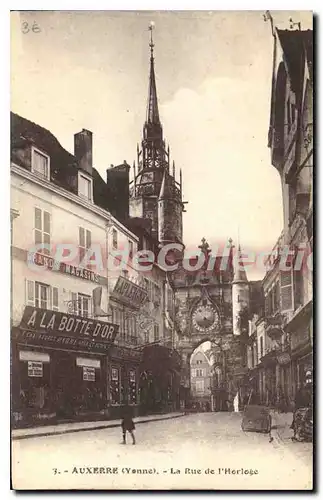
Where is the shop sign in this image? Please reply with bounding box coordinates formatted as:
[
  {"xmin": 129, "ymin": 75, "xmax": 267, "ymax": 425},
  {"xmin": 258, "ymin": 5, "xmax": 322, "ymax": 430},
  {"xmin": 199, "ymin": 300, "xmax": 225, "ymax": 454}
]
[
  {"xmin": 28, "ymin": 361, "xmax": 43, "ymax": 377},
  {"xmin": 83, "ymin": 366, "xmax": 95, "ymax": 382},
  {"xmin": 110, "ymin": 346, "xmax": 143, "ymax": 362},
  {"xmin": 14, "ymin": 328, "xmax": 112, "ymax": 354},
  {"xmin": 20, "ymin": 306, "xmax": 119, "ymax": 344},
  {"xmin": 277, "ymin": 352, "xmax": 291, "ymax": 365},
  {"xmin": 112, "ymin": 276, "xmax": 148, "ymax": 309},
  {"xmin": 31, "ymin": 252, "xmax": 99, "ymax": 283}
]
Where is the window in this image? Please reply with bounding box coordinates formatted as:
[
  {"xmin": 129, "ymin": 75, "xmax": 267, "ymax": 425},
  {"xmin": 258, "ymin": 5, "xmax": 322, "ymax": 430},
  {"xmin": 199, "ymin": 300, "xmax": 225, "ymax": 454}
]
[
  {"xmin": 52, "ymin": 287, "xmax": 59, "ymax": 311},
  {"xmin": 34, "ymin": 208, "xmax": 50, "ymax": 255},
  {"xmin": 110, "ymin": 367, "xmax": 121, "ymax": 404},
  {"xmin": 280, "ymin": 268, "xmax": 294, "ymax": 313},
  {"xmin": 260, "ymin": 337, "xmax": 264, "ymax": 360},
  {"xmin": 35, "ymin": 282, "xmax": 50, "ymax": 309},
  {"xmin": 112, "ymin": 229, "xmax": 118, "ymax": 249},
  {"xmin": 196, "ymin": 369, "xmax": 204, "ymax": 377},
  {"xmin": 154, "ymin": 324, "xmax": 159, "ymax": 342},
  {"xmin": 79, "ymin": 227, "xmax": 91, "ymax": 266},
  {"xmin": 196, "ymin": 380, "xmax": 204, "ymax": 392},
  {"xmin": 128, "ymin": 240, "xmax": 134, "ymax": 258},
  {"xmin": 78, "ymin": 172, "xmax": 92, "ymax": 201},
  {"xmin": 77, "ymin": 293, "xmax": 91, "ymax": 318},
  {"xmin": 144, "ymin": 331, "xmax": 149, "ymax": 345},
  {"xmin": 32, "ymin": 148, "xmax": 50, "ymax": 180},
  {"xmin": 26, "ymin": 281, "xmax": 58, "ymax": 311}
]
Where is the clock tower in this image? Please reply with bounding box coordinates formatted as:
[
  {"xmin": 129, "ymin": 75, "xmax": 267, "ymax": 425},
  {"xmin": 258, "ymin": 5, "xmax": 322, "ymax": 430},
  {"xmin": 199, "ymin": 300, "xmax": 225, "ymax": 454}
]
[{"xmin": 129, "ymin": 24, "xmax": 184, "ymax": 244}]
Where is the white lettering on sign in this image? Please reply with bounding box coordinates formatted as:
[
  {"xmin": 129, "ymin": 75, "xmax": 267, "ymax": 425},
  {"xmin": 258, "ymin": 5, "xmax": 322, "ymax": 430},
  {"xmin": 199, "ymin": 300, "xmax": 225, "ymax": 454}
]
[{"xmin": 21, "ymin": 307, "xmax": 118, "ymax": 344}]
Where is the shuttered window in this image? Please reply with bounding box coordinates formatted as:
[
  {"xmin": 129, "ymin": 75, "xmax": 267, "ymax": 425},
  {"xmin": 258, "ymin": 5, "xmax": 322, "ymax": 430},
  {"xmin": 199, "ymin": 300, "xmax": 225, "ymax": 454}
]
[
  {"xmin": 52, "ymin": 287, "xmax": 59, "ymax": 311},
  {"xmin": 280, "ymin": 269, "xmax": 294, "ymax": 312},
  {"xmin": 79, "ymin": 227, "xmax": 91, "ymax": 266},
  {"xmin": 25, "ymin": 280, "xmax": 58, "ymax": 311},
  {"xmin": 34, "ymin": 208, "xmax": 50, "ymax": 254}
]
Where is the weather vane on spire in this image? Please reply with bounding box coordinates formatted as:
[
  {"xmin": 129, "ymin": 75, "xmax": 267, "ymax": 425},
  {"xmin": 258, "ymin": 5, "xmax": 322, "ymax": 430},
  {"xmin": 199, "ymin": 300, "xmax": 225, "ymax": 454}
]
[{"xmin": 148, "ymin": 21, "xmax": 155, "ymax": 57}]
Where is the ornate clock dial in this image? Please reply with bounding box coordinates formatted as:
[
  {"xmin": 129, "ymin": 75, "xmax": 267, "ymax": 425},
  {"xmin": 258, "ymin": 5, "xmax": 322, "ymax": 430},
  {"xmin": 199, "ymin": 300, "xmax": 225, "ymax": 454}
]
[{"xmin": 192, "ymin": 304, "xmax": 219, "ymax": 333}]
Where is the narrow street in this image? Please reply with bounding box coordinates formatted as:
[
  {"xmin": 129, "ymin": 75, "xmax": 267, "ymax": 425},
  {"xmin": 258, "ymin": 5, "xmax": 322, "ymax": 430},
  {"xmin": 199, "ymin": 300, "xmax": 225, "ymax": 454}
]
[{"xmin": 12, "ymin": 413, "xmax": 312, "ymax": 490}]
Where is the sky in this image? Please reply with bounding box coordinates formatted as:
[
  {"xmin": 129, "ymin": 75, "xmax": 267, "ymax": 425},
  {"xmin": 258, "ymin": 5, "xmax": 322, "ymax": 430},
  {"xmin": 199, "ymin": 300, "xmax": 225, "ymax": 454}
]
[{"xmin": 11, "ymin": 10, "xmax": 313, "ymax": 279}]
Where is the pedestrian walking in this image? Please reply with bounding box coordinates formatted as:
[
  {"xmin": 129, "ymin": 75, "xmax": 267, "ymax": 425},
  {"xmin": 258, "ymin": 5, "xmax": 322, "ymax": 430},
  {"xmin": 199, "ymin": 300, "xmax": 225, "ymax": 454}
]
[{"xmin": 121, "ymin": 406, "xmax": 136, "ymax": 445}]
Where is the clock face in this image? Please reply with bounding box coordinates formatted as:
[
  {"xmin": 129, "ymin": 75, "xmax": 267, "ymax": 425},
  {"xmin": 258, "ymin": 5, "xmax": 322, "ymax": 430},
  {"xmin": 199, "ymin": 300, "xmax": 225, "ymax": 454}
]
[{"xmin": 192, "ymin": 304, "xmax": 219, "ymax": 333}]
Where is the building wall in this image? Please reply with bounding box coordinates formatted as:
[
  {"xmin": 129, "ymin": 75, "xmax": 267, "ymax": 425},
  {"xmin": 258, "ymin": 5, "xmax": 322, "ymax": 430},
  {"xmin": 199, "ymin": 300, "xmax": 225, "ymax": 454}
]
[{"xmin": 190, "ymin": 351, "xmax": 212, "ymax": 397}]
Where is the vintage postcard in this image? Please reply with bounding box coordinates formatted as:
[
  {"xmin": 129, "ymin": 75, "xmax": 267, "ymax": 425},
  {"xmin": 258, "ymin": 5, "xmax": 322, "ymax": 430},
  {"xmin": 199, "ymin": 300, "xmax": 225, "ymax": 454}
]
[{"xmin": 10, "ymin": 10, "xmax": 313, "ymax": 491}]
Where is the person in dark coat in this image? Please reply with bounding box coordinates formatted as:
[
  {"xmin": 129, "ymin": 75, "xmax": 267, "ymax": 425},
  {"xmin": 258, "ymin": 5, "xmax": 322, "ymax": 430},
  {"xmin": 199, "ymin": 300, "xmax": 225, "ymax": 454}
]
[{"xmin": 121, "ymin": 406, "xmax": 136, "ymax": 445}]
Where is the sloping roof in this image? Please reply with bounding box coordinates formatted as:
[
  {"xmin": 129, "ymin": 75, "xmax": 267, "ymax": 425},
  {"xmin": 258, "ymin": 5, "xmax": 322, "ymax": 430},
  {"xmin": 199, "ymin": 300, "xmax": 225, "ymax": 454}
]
[
  {"xmin": 11, "ymin": 112, "xmax": 76, "ymax": 167},
  {"xmin": 277, "ymin": 29, "xmax": 313, "ymax": 95}
]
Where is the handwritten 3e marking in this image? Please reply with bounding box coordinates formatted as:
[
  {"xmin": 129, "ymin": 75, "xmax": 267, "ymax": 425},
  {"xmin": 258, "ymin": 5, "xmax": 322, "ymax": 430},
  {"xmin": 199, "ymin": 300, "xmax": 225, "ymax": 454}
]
[{"xmin": 21, "ymin": 21, "xmax": 41, "ymax": 34}]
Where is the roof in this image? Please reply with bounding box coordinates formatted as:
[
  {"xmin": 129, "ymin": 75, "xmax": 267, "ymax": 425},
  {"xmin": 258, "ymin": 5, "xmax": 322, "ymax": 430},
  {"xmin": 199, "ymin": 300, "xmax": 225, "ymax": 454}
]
[{"xmin": 277, "ymin": 29, "xmax": 313, "ymax": 95}]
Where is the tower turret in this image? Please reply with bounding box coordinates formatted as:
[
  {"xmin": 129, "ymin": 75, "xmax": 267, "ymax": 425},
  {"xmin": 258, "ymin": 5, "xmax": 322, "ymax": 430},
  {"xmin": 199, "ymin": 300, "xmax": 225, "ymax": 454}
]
[
  {"xmin": 232, "ymin": 245, "xmax": 250, "ymax": 336},
  {"xmin": 158, "ymin": 169, "xmax": 183, "ymax": 245},
  {"xmin": 129, "ymin": 23, "xmax": 185, "ymax": 240}
]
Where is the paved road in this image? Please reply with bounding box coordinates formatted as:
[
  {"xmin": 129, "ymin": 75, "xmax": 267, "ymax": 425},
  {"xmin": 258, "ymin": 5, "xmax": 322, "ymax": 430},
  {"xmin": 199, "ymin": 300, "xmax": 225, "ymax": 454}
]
[{"xmin": 12, "ymin": 413, "xmax": 313, "ymax": 490}]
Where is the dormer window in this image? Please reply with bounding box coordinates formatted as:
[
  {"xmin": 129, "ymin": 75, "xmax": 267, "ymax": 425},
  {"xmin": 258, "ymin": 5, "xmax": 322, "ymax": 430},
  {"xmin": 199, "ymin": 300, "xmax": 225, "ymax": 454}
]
[
  {"xmin": 78, "ymin": 171, "xmax": 93, "ymax": 201},
  {"xmin": 31, "ymin": 147, "xmax": 50, "ymax": 180}
]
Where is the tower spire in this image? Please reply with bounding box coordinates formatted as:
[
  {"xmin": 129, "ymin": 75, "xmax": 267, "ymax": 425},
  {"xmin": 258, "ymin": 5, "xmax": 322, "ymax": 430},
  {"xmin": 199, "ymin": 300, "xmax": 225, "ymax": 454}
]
[{"xmin": 147, "ymin": 22, "xmax": 160, "ymax": 125}]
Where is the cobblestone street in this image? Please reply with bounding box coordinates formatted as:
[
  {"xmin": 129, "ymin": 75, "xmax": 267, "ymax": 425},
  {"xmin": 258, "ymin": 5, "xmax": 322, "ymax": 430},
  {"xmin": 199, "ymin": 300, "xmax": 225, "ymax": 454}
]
[{"xmin": 12, "ymin": 412, "xmax": 313, "ymax": 490}]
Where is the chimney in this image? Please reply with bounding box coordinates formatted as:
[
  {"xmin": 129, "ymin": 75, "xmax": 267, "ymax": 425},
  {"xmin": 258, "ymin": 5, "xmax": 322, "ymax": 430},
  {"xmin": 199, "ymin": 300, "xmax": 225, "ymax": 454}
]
[
  {"xmin": 106, "ymin": 161, "xmax": 130, "ymax": 222},
  {"xmin": 74, "ymin": 129, "xmax": 93, "ymax": 175}
]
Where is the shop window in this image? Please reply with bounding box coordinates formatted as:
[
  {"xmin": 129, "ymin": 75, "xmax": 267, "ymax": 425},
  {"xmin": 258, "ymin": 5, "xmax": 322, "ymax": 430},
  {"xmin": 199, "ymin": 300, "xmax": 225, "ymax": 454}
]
[
  {"xmin": 110, "ymin": 367, "xmax": 121, "ymax": 404},
  {"xmin": 79, "ymin": 227, "xmax": 91, "ymax": 267},
  {"xmin": 128, "ymin": 369, "xmax": 137, "ymax": 404},
  {"xmin": 18, "ymin": 351, "xmax": 50, "ymax": 410},
  {"xmin": 34, "ymin": 207, "xmax": 50, "ymax": 255}
]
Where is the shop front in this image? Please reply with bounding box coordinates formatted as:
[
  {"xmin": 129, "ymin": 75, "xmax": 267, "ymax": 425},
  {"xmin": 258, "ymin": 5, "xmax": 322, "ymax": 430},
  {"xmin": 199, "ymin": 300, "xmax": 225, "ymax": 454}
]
[
  {"xmin": 287, "ymin": 301, "xmax": 313, "ymax": 402},
  {"xmin": 11, "ymin": 306, "xmax": 119, "ymax": 428},
  {"xmin": 139, "ymin": 345, "xmax": 181, "ymax": 415},
  {"xmin": 106, "ymin": 345, "xmax": 143, "ymax": 420}
]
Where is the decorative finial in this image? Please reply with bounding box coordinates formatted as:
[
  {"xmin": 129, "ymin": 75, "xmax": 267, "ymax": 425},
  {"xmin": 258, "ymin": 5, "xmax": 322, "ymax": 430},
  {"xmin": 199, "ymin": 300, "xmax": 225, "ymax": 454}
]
[
  {"xmin": 263, "ymin": 10, "xmax": 275, "ymax": 37},
  {"xmin": 148, "ymin": 21, "xmax": 155, "ymax": 58},
  {"xmin": 289, "ymin": 18, "xmax": 301, "ymax": 30}
]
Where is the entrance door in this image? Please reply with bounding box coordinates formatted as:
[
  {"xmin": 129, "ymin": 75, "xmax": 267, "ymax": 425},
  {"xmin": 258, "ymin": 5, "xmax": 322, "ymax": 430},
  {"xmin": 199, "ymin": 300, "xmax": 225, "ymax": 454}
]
[{"xmin": 54, "ymin": 353, "xmax": 76, "ymax": 418}]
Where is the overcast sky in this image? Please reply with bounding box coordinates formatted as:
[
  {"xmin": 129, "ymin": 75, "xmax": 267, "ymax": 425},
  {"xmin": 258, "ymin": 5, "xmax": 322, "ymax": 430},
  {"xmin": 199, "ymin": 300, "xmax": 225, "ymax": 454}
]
[{"xmin": 11, "ymin": 11, "xmax": 312, "ymax": 279}]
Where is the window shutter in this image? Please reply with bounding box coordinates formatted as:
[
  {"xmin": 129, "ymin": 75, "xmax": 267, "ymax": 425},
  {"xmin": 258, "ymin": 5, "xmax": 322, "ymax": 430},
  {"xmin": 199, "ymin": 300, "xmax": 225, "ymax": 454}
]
[
  {"xmin": 52, "ymin": 287, "xmax": 59, "ymax": 311},
  {"xmin": 86, "ymin": 230, "xmax": 91, "ymax": 249},
  {"xmin": 26, "ymin": 280, "xmax": 35, "ymax": 306},
  {"xmin": 79, "ymin": 227, "xmax": 85, "ymax": 247},
  {"xmin": 71, "ymin": 292, "xmax": 78, "ymax": 314},
  {"xmin": 280, "ymin": 269, "xmax": 294, "ymax": 312},
  {"xmin": 35, "ymin": 208, "xmax": 42, "ymax": 230},
  {"xmin": 43, "ymin": 211, "xmax": 50, "ymax": 235}
]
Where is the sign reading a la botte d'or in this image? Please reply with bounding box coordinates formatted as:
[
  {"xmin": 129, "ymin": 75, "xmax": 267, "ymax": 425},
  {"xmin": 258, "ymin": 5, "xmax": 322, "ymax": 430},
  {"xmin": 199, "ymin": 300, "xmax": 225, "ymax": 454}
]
[
  {"xmin": 15, "ymin": 306, "xmax": 119, "ymax": 353},
  {"xmin": 112, "ymin": 276, "xmax": 148, "ymax": 309}
]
